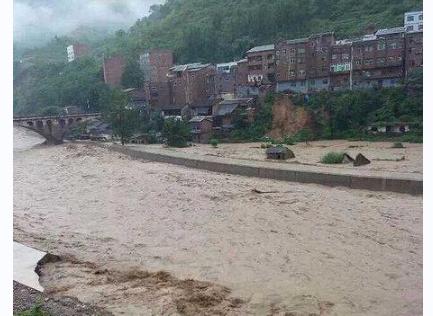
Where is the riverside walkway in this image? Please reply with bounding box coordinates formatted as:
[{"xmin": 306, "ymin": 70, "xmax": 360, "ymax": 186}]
[{"xmin": 92, "ymin": 143, "xmax": 422, "ymax": 195}]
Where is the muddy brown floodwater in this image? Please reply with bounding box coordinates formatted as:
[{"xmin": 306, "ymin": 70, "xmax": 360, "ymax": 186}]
[{"xmin": 13, "ymin": 127, "xmax": 422, "ymax": 315}]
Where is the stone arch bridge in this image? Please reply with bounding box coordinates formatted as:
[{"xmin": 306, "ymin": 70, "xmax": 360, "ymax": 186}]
[{"xmin": 13, "ymin": 113, "xmax": 102, "ymax": 144}]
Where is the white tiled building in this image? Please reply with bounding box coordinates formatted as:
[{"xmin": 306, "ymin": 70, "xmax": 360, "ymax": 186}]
[{"xmin": 404, "ymin": 11, "xmax": 423, "ymax": 33}]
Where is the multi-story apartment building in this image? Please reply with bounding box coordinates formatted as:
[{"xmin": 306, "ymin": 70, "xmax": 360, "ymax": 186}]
[
  {"xmin": 275, "ymin": 38, "xmax": 309, "ymax": 93},
  {"xmin": 103, "ymin": 55, "xmax": 126, "ymax": 88},
  {"xmin": 405, "ymin": 30, "xmax": 423, "ymax": 75},
  {"xmin": 351, "ymin": 27, "xmax": 405, "ymax": 89},
  {"xmin": 275, "ymin": 33, "xmax": 335, "ymax": 93},
  {"xmin": 66, "ymin": 43, "xmax": 89, "ymax": 62},
  {"xmin": 166, "ymin": 63, "xmax": 216, "ymax": 115},
  {"xmin": 215, "ymin": 61, "xmax": 238, "ymax": 95},
  {"xmin": 405, "ymin": 11, "xmax": 423, "ymax": 33},
  {"xmin": 306, "ymin": 32, "xmax": 335, "ymax": 91},
  {"xmin": 245, "ymin": 44, "xmax": 275, "ymax": 85},
  {"xmin": 140, "ymin": 49, "xmax": 174, "ymax": 109},
  {"xmin": 329, "ymin": 40, "xmax": 352, "ymax": 91}
]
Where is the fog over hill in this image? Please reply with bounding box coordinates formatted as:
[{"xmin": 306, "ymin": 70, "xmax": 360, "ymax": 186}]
[{"xmin": 14, "ymin": 0, "xmax": 164, "ymax": 48}]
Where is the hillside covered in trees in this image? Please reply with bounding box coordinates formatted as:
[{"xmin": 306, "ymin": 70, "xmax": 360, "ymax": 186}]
[{"xmin": 14, "ymin": 0, "xmax": 422, "ymax": 140}]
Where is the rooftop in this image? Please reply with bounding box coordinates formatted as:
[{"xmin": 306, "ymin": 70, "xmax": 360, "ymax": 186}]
[
  {"xmin": 246, "ymin": 44, "xmax": 275, "ymax": 54},
  {"xmin": 376, "ymin": 27, "xmax": 405, "ymax": 36},
  {"xmin": 189, "ymin": 116, "xmax": 213, "ymax": 123},
  {"xmin": 169, "ymin": 63, "xmax": 211, "ymax": 72}
]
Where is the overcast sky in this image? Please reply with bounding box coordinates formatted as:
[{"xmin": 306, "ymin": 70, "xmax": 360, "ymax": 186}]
[{"xmin": 14, "ymin": 0, "xmax": 165, "ymax": 46}]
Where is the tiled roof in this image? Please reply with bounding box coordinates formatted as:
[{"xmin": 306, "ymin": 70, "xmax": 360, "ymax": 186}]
[{"xmin": 246, "ymin": 44, "xmax": 275, "ymax": 53}]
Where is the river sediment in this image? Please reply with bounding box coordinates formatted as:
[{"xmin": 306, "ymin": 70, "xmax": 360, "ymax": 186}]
[{"xmin": 13, "ymin": 128, "xmax": 422, "ymax": 315}]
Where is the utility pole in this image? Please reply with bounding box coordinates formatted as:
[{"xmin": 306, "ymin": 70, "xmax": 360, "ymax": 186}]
[{"xmin": 349, "ymin": 44, "xmax": 354, "ymax": 91}]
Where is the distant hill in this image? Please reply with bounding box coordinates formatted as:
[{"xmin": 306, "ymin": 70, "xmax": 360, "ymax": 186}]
[
  {"xmin": 13, "ymin": 0, "xmax": 422, "ymax": 116},
  {"xmin": 106, "ymin": 0, "xmax": 423, "ymax": 63}
]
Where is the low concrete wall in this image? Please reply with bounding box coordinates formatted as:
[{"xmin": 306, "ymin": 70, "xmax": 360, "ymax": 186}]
[{"xmin": 95, "ymin": 143, "xmax": 422, "ymax": 195}]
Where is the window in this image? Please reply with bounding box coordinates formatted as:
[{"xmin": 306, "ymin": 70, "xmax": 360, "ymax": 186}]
[
  {"xmin": 267, "ymin": 54, "xmax": 273, "ymax": 60},
  {"xmin": 364, "ymin": 59, "xmax": 373, "ymax": 65},
  {"xmin": 419, "ymin": 25, "xmax": 423, "ymax": 30},
  {"xmin": 298, "ymin": 48, "xmax": 305, "ymax": 54},
  {"xmin": 290, "ymin": 58, "xmax": 296, "ymax": 64},
  {"xmin": 355, "ymin": 59, "xmax": 362, "ymax": 65},
  {"xmin": 298, "ymin": 70, "xmax": 306, "ymax": 76},
  {"xmin": 332, "ymin": 54, "xmax": 338, "ymax": 60},
  {"xmin": 377, "ymin": 42, "xmax": 386, "ymax": 50},
  {"xmin": 322, "ymin": 79, "xmax": 328, "ymax": 84},
  {"xmin": 407, "ymin": 25, "xmax": 414, "ymax": 32},
  {"xmin": 321, "ymin": 56, "xmax": 327, "ymax": 62},
  {"xmin": 297, "ymin": 58, "xmax": 305, "ymax": 64},
  {"xmin": 407, "ymin": 15, "xmax": 414, "ymax": 22},
  {"xmin": 419, "ymin": 14, "xmax": 423, "ymax": 20},
  {"xmin": 388, "ymin": 56, "xmax": 395, "ymax": 62},
  {"xmin": 365, "ymin": 45, "xmax": 374, "ymax": 52},
  {"xmin": 300, "ymin": 81, "xmax": 306, "ymax": 86},
  {"xmin": 289, "ymin": 70, "xmax": 295, "ymax": 76},
  {"xmin": 389, "ymin": 42, "xmax": 398, "ymax": 49},
  {"xmin": 342, "ymin": 53, "xmax": 350, "ymax": 61},
  {"xmin": 309, "ymin": 79, "xmax": 316, "ymax": 85},
  {"xmin": 290, "ymin": 82, "xmax": 296, "ymax": 87},
  {"xmin": 376, "ymin": 57, "xmax": 385, "ymax": 65},
  {"xmin": 283, "ymin": 49, "xmax": 287, "ymax": 55}
]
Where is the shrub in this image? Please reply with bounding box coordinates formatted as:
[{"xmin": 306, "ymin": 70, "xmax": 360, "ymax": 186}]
[
  {"xmin": 209, "ymin": 138, "xmax": 219, "ymax": 147},
  {"xmin": 162, "ymin": 118, "xmax": 190, "ymax": 147},
  {"xmin": 391, "ymin": 142, "xmax": 405, "ymax": 148},
  {"xmin": 17, "ymin": 305, "xmax": 47, "ymax": 316},
  {"xmin": 260, "ymin": 143, "xmax": 272, "ymax": 149},
  {"xmin": 320, "ymin": 152, "xmax": 345, "ymax": 164},
  {"xmin": 283, "ymin": 135, "xmax": 296, "ymax": 145}
]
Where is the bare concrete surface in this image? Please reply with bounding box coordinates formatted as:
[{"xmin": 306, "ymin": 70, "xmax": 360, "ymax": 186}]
[{"xmin": 14, "ymin": 241, "xmax": 46, "ymax": 291}]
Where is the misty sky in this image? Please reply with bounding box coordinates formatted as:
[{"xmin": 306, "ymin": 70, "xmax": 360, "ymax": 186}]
[{"xmin": 14, "ymin": 0, "xmax": 165, "ymax": 46}]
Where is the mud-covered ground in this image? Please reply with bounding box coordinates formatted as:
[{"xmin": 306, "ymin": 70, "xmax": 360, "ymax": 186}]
[
  {"xmin": 13, "ymin": 128, "xmax": 422, "ymax": 315},
  {"xmin": 145, "ymin": 140, "xmax": 422, "ymax": 178}
]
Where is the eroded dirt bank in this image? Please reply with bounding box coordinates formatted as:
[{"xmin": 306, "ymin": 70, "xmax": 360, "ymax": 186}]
[{"xmin": 14, "ymin": 137, "xmax": 422, "ymax": 315}]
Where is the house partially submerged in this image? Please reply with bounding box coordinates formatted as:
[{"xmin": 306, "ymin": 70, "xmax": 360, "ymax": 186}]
[
  {"xmin": 367, "ymin": 122, "xmax": 412, "ymax": 134},
  {"xmin": 189, "ymin": 116, "xmax": 213, "ymax": 143}
]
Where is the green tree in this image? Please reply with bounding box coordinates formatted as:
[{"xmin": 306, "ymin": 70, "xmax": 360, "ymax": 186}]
[
  {"xmin": 106, "ymin": 90, "xmax": 140, "ymax": 145},
  {"xmin": 121, "ymin": 59, "xmax": 144, "ymax": 89},
  {"xmin": 162, "ymin": 118, "xmax": 191, "ymax": 147}
]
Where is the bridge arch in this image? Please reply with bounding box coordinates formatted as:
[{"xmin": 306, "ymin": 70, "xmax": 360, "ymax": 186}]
[{"xmin": 13, "ymin": 113, "xmax": 102, "ymax": 145}]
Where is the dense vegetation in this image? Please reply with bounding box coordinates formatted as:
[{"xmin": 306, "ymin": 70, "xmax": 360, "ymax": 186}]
[{"xmin": 231, "ymin": 69, "xmax": 423, "ymax": 143}]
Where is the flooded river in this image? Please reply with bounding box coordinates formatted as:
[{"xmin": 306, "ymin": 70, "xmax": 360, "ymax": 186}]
[{"xmin": 13, "ymin": 129, "xmax": 423, "ymax": 315}]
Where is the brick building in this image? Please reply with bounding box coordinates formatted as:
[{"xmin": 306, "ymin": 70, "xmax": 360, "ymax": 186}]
[
  {"xmin": 329, "ymin": 40, "xmax": 352, "ymax": 91},
  {"xmin": 103, "ymin": 55, "xmax": 126, "ymax": 88},
  {"xmin": 275, "ymin": 33, "xmax": 335, "ymax": 93},
  {"xmin": 351, "ymin": 27, "xmax": 405, "ymax": 89},
  {"xmin": 67, "ymin": 43, "xmax": 90, "ymax": 62},
  {"xmin": 405, "ymin": 31, "xmax": 423, "ymax": 75},
  {"xmin": 245, "ymin": 44, "xmax": 275, "ymax": 85},
  {"xmin": 140, "ymin": 49, "xmax": 174, "ymax": 110},
  {"xmin": 216, "ymin": 62, "xmax": 238, "ymax": 95},
  {"xmin": 306, "ymin": 32, "xmax": 335, "ymax": 91},
  {"xmin": 275, "ymin": 38, "xmax": 309, "ymax": 93},
  {"xmin": 166, "ymin": 63, "xmax": 216, "ymax": 115}
]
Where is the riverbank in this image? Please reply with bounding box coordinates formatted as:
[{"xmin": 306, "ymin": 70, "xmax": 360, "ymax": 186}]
[{"xmin": 14, "ymin": 141, "xmax": 422, "ymax": 315}]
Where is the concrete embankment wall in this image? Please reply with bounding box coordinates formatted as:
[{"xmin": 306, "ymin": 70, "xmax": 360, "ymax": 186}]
[{"xmin": 95, "ymin": 143, "xmax": 422, "ymax": 195}]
